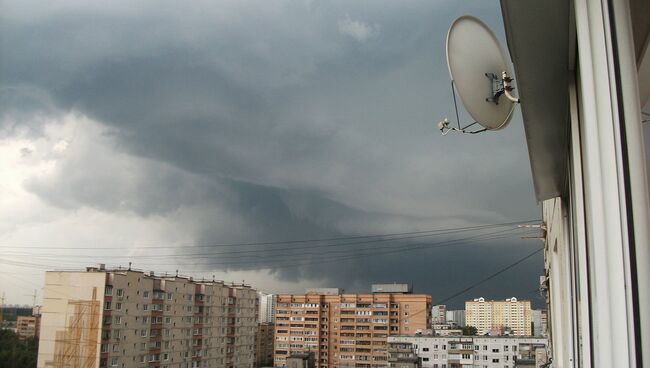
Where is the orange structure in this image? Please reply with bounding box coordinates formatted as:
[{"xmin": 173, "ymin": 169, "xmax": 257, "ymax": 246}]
[{"xmin": 273, "ymin": 286, "xmax": 431, "ymax": 368}]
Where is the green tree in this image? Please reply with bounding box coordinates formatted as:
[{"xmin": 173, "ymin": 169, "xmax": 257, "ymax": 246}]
[
  {"xmin": 462, "ymin": 326, "xmax": 478, "ymax": 336},
  {"xmin": 0, "ymin": 330, "xmax": 38, "ymax": 368}
]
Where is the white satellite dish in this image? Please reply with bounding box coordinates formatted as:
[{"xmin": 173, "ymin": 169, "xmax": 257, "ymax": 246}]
[{"xmin": 438, "ymin": 15, "xmax": 519, "ymax": 135}]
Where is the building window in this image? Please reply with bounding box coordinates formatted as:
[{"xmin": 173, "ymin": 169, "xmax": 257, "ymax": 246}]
[
  {"xmin": 104, "ymin": 301, "xmax": 111, "ymax": 310},
  {"xmin": 116, "ymin": 289, "xmax": 123, "ymax": 297},
  {"xmin": 143, "ymin": 291, "xmax": 150, "ymax": 298},
  {"xmin": 423, "ymin": 348, "xmax": 429, "ymax": 352},
  {"xmin": 493, "ymin": 359, "xmax": 500, "ymax": 363},
  {"xmin": 143, "ymin": 304, "xmax": 149, "ymax": 311},
  {"xmin": 116, "ymin": 302, "xmax": 122, "ymax": 310},
  {"xmin": 110, "ymin": 357, "xmax": 118, "ymax": 366},
  {"xmin": 105, "ymin": 286, "xmax": 113, "ymax": 295}
]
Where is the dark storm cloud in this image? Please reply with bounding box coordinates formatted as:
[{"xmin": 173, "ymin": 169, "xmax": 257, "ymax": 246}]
[{"xmin": 1, "ymin": 0, "xmax": 542, "ymax": 307}]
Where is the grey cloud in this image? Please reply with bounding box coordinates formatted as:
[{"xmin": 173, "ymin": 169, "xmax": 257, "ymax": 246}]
[{"xmin": 1, "ymin": 0, "xmax": 542, "ymax": 307}]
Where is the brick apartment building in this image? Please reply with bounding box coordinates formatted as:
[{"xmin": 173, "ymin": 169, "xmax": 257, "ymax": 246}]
[{"xmin": 273, "ymin": 284, "xmax": 431, "ymax": 368}]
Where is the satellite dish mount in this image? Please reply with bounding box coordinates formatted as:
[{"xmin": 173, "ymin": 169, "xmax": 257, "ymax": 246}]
[
  {"xmin": 485, "ymin": 71, "xmax": 520, "ymax": 105},
  {"xmin": 437, "ymin": 16, "xmax": 520, "ymax": 136}
]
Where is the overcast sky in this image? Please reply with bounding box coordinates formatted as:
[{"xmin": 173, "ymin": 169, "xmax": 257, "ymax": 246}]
[{"xmin": 0, "ymin": 0, "xmax": 545, "ymax": 308}]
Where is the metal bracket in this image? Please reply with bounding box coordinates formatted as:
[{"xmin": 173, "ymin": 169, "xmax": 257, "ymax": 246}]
[{"xmin": 485, "ymin": 71, "xmax": 520, "ymax": 105}]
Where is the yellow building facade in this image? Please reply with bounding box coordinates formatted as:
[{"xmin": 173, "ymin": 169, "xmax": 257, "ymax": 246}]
[{"xmin": 465, "ymin": 297, "xmax": 531, "ymax": 336}]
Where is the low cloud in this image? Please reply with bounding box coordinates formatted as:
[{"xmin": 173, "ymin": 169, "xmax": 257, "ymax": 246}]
[{"xmin": 338, "ymin": 14, "xmax": 379, "ymax": 42}]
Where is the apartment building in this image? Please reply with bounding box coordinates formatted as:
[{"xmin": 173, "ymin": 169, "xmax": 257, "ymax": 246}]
[
  {"xmin": 444, "ymin": 311, "xmax": 465, "ymax": 328},
  {"xmin": 465, "ymin": 297, "xmax": 532, "ymax": 336},
  {"xmin": 387, "ymin": 341, "xmax": 420, "ymax": 368},
  {"xmin": 430, "ymin": 305, "xmax": 446, "ymax": 325},
  {"xmin": 387, "ymin": 335, "xmax": 548, "ymax": 368},
  {"xmin": 258, "ymin": 293, "xmax": 277, "ymax": 323},
  {"xmin": 17, "ymin": 315, "xmax": 41, "ymax": 339},
  {"xmin": 273, "ymin": 285, "xmax": 431, "ymax": 368},
  {"xmin": 37, "ymin": 264, "xmax": 257, "ymax": 368},
  {"xmin": 255, "ymin": 322, "xmax": 275, "ymax": 367}
]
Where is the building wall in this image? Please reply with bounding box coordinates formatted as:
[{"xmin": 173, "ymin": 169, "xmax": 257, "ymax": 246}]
[
  {"xmin": 256, "ymin": 322, "xmax": 275, "ymax": 367},
  {"xmin": 444, "ymin": 310, "xmax": 465, "ymax": 327},
  {"xmin": 17, "ymin": 316, "xmax": 40, "ymax": 339},
  {"xmin": 273, "ymin": 292, "xmax": 431, "ymax": 368},
  {"xmin": 430, "ymin": 305, "xmax": 446, "ymax": 325},
  {"xmin": 388, "ymin": 335, "xmax": 548, "ymax": 368},
  {"xmin": 37, "ymin": 271, "xmax": 106, "ymax": 368},
  {"xmin": 37, "ymin": 267, "xmax": 257, "ymax": 368},
  {"xmin": 259, "ymin": 293, "xmax": 277, "ymax": 324},
  {"xmin": 465, "ymin": 298, "xmax": 532, "ymax": 336}
]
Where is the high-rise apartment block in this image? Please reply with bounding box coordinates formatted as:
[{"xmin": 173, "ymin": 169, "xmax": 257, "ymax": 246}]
[
  {"xmin": 255, "ymin": 322, "xmax": 275, "ymax": 367},
  {"xmin": 37, "ymin": 264, "xmax": 257, "ymax": 368},
  {"xmin": 17, "ymin": 315, "xmax": 41, "ymax": 339},
  {"xmin": 465, "ymin": 297, "xmax": 532, "ymax": 336},
  {"xmin": 273, "ymin": 285, "xmax": 431, "ymax": 368},
  {"xmin": 258, "ymin": 292, "xmax": 277, "ymax": 323},
  {"xmin": 431, "ymin": 305, "xmax": 446, "ymax": 324},
  {"xmin": 444, "ymin": 310, "xmax": 465, "ymax": 327}
]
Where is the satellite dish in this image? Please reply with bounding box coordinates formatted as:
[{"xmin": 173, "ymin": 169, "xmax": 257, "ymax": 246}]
[{"xmin": 441, "ymin": 15, "xmax": 519, "ymax": 133}]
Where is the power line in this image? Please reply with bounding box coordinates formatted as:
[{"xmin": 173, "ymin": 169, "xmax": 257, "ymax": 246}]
[
  {"xmin": 432, "ymin": 247, "xmax": 544, "ymax": 305},
  {"xmin": 0, "ymin": 228, "xmax": 537, "ymax": 271},
  {"xmin": 0, "ymin": 219, "xmax": 540, "ymax": 250},
  {"xmin": 3, "ymin": 226, "xmax": 532, "ymax": 262}
]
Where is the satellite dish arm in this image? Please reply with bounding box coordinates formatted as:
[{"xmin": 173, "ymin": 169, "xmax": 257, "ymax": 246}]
[{"xmin": 502, "ymin": 71, "xmax": 520, "ymax": 103}]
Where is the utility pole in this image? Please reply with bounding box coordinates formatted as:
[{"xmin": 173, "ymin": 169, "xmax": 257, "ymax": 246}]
[{"xmin": 0, "ymin": 292, "xmax": 4, "ymax": 324}]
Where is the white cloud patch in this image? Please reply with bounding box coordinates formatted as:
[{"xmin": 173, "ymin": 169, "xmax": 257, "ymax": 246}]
[{"xmin": 338, "ymin": 14, "xmax": 379, "ymax": 42}]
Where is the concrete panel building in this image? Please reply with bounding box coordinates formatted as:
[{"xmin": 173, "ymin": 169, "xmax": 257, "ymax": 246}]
[
  {"xmin": 17, "ymin": 315, "xmax": 41, "ymax": 339},
  {"xmin": 37, "ymin": 264, "xmax": 257, "ymax": 368},
  {"xmin": 258, "ymin": 292, "xmax": 277, "ymax": 324},
  {"xmin": 465, "ymin": 297, "xmax": 532, "ymax": 336},
  {"xmin": 388, "ymin": 335, "xmax": 548, "ymax": 368},
  {"xmin": 387, "ymin": 341, "xmax": 421, "ymax": 368},
  {"xmin": 273, "ymin": 285, "xmax": 431, "ymax": 368},
  {"xmin": 430, "ymin": 305, "xmax": 446, "ymax": 325},
  {"xmin": 444, "ymin": 310, "xmax": 465, "ymax": 328}
]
